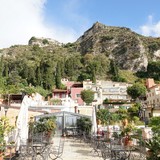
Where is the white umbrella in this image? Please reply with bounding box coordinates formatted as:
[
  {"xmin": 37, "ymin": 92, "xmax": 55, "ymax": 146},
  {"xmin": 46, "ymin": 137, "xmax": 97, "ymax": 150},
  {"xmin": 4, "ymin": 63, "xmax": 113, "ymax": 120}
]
[
  {"xmin": 91, "ymin": 106, "xmax": 97, "ymax": 135},
  {"xmin": 16, "ymin": 95, "xmax": 32, "ymax": 150}
]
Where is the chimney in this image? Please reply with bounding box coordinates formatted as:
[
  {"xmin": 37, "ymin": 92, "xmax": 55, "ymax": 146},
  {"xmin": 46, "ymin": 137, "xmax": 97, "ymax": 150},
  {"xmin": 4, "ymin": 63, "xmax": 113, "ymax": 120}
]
[{"xmin": 74, "ymin": 106, "xmax": 77, "ymax": 113}]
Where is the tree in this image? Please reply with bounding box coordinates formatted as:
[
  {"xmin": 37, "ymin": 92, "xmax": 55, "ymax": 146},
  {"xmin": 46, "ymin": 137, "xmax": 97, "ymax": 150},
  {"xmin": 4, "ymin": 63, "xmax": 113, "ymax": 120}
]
[
  {"xmin": 55, "ymin": 62, "xmax": 62, "ymax": 89},
  {"xmin": 3, "ymin": 63, "xmax": 9, "ymax": 78},
  {"xmin": 127, "ymin": 103, "xmax": 140, "ymax": 119},
  {"xmin": 127, "ymin": 83, "xmax": 146, "ymax": 100},
  {"xmin": 116, "ymin": 108, "xmax": 128, "ymax": 119},
  {"xmin": 103, "ymin": 98, "xmax": 109, "ymax": 104},
  {"xmin": 0, "ymin": 56, "xmax": 3, "ymax": 77},
  {"xmin": 147, "ymin": 61, "xmax": 160, "ymax": 80},
  {"xmin": 145, "ymin": 116, "xmax": 160, "ymax": 159},
  {"xmin": 0, "ymin": 117, "xmax": 14, "ymax": 151},
  {"xmin": 36, "ymin": 67, "xmax": 42, "ymax": 86},
  {"xmin": 148, "ymin": 116, "xmax": 160, "ymax": 133},
  {"xmin": 41, "ymin": 60, "xmax": 54, "ymax": 90},
  {"xmin": 109, "ymin": 60, "xmax": 119, "ymax": 81},
  {"xmin": 65, "ymin": 54, "xmax": 82, "ymax": 80},
  {"xmin": 96, "ymin": 109, "xmax": 111, "ymax": 125},
  {"xmin": 28, "ymin": 36, "xmax": 36, "ymax": 45},
  {"xmin": 77, "ymin": 117, "xmax": 92, "ymax": 134},
  {"xmin": 127, "ymin": 103, "xmax": 143, "ymax": 125},
  {"xmin": 92, "ymin": 69, "xmax": 96, "ymax": 83},
  {"xmin": 81, "ymin": 89, "xmax": 94, "ymax": 105}
]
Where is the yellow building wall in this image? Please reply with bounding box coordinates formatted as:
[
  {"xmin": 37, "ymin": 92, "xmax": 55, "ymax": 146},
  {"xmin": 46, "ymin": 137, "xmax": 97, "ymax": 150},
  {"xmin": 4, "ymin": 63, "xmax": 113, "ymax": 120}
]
[{"xmin": 3, "ymin": 108, "xmax": 43, "ymax": 126}]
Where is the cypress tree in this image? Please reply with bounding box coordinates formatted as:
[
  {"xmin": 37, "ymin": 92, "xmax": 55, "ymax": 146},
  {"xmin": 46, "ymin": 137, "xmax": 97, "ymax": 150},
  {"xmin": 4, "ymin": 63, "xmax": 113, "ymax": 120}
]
[
  {"xmin": 110, "ymin": 60, "xmax": 119, "ymax": 81},
  {"xmin": 92, "ymin": 69, "xmax": 96, "ymax": 83},
  {"xmin": 0, "ymin": 56, "xmax": 3, "ymax": 77},
  {"xmin": 55, "ymin": 62, "xmax": 62, "ymax": 89},
  {"xmin": 3, "ymin": 63, "xmax": 9, "ymax": 78},
  {"xmin": 36, "ymin": 66, "xmax": 42, "ymax": 86}
]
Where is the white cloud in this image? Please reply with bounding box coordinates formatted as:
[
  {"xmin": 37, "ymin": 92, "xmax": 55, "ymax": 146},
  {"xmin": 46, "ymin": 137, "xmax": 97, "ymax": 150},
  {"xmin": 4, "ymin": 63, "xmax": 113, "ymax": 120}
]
[
  {"xmin": 63, "ymin": 0, "xmax": 90, "ymax": 32},
  {"xmin": 0, "ymin": 0, "xmax": 80, "ymax": 49},
  {"xmin": 140, "ymin": 15, "xmax": 160, "ymax": 37}
]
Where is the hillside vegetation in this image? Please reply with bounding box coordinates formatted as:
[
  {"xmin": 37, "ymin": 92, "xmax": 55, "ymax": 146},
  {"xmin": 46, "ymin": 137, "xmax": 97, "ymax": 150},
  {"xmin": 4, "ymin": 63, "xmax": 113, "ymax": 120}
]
[{"xmin": 0, "ymin": 22, "xmax": 160, "ymax": 94}]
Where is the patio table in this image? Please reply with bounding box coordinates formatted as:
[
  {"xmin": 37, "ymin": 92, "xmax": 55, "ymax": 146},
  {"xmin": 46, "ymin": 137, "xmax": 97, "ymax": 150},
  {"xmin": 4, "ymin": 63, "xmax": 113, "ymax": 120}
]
[{"xmin": 110, "ymin": 145, "xmax": 134, "ymax": 160}]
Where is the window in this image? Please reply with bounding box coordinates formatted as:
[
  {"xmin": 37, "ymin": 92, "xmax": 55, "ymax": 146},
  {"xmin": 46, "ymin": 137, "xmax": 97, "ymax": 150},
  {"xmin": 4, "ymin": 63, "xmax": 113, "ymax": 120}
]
[
  {"xmin": 76, "ymin": 94, "xmax": 81, "ymax": 98},
  {"xmin": 55, "ymin": 93, "xmax": 59, "ymax": 98},
  {"xmin": 61, "ymin": 93, "xmax": 66, "ymax": 98},
  {"xmin": 109, "ymin": 87, "xmax": 119, "ymax": 92}
]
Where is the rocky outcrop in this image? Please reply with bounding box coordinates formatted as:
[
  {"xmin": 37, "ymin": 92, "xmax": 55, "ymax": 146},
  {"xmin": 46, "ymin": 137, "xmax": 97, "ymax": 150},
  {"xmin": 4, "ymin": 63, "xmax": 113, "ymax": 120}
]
[
  {"xmin": 76, "ymin": 22, "xmax": 160, "ymax": 72},
  {"xmin": 28, "ymin": 37, "xmax": 62, "ymax": 47}
]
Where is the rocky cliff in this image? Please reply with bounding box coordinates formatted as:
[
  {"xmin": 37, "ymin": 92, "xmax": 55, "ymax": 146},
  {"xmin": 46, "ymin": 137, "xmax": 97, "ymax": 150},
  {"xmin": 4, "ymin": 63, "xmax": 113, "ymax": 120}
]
[{"xmin": 76, "ymin": 22, "xmax": 160, "ymax": 71}]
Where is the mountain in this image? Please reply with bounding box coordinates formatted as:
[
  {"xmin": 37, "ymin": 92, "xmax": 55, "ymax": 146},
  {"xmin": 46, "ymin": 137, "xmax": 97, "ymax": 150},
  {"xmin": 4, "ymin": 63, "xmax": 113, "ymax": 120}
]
[
  {"xmin": 0, "ymin": 22, "xmax": 160, "ymax": 75},
  {"xmin": 76, "ymin": 22, "xmax": 160, "ymax": 71}
]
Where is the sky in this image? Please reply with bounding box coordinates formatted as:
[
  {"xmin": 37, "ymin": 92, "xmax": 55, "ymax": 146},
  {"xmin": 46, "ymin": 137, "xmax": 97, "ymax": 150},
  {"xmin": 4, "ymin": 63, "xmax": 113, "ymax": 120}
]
[{"xmin": 0, "ymin": 0, "xmax": 160, "ymax": 49}]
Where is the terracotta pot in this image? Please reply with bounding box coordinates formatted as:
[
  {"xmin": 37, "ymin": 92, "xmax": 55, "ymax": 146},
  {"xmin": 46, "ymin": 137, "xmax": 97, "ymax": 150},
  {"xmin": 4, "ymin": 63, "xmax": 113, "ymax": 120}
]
[
  {"xmin": 0, "ymin": 152, "xmax": 3, "ymax": 160},
  {"xmin": 46, "ymin": 131, "xmax": 52, "ymax": 137},
  {"xmin": 122, "ymin": 119, "xmax": 128, "ymax": 127},
  {"xmin": 96, "ymin": 119, "xmax": 101, "ymax": 125},
  {"xmin": 146, "ymin": 150, "xmax": 153, "ymax": 157},
  {"xmin": 124, "ymin": 137, "xmax": 133, "ymax": 146},
  {"xmin": 45, "ymin": 131, "xmax": 52, "ymax": 142}
]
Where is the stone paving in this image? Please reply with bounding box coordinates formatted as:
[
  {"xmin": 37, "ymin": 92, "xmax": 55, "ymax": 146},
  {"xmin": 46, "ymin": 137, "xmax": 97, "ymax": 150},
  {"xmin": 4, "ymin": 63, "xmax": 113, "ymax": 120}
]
[{"xmin": 53, "ymin": 136, "xmax": 103, "ymax": 160}]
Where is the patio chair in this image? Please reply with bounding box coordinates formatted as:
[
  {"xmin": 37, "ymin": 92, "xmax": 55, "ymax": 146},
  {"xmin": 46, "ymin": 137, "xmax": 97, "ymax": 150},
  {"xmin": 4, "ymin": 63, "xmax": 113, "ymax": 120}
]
[
  {"xmin": 100, "ymin": 141, "xmax": 111, "ymax": 160},
  {"xmin": 49, "ymin": 137, "xmax": 65, "ymax": 160},
  {"xmin": 18, "ymin": 145, "xmax": 33, "ymax": 160}
]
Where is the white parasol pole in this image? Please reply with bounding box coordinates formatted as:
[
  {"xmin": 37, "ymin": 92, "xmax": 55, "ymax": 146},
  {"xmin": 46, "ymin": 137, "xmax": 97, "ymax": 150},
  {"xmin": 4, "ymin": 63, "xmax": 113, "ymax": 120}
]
[{"xmin": 91, "ymin": 105, "xmax": 97, "ymax": 135}]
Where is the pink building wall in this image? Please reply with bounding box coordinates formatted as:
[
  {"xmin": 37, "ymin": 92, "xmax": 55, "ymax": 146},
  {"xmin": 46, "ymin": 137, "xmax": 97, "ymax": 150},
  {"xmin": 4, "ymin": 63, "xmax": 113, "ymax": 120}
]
[
  {"xmin": 66, "ymin": 81, "xmax": 75, "ymax": 90},
  {"xmin": 146, "ymin": 78, "xmax": 155, "ymax": 89},
  {"xmin": 70, "ymin": 87, "xmax": 84, "ymax": 105}
]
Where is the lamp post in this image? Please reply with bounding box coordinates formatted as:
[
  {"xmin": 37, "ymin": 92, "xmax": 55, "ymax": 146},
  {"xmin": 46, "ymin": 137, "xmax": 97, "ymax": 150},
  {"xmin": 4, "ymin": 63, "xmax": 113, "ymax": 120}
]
[
  {"xmin": 107, "ymin": 112, "xmax": 111, "ymax": 139},
  {"xmin": 4, "ymin": 105, "xmax": 9, "ymax": 117},
  {"xmin": 143, "ymin": 108, "xmax": 146, "ymax": 127}
]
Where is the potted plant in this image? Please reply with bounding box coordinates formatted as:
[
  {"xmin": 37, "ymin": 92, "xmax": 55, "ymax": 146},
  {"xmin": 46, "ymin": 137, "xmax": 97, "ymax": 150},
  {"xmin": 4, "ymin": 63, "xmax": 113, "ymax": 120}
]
[
  {"xmin": 0, "ymin": 117, "xmax": 14, "ymax": 160},
  {"xmin": 121, "ymin": 124, "xmax": 135, "ymax": 146},
  {"xmin": 145, "ymin": 135, "xmax": 160, "ymax": 159},
  {"xmin": 29, "ymin": 116, "xmax": 56, "ymax": 140},
  {"xmin": 0, "ymin": 137, "xmax": 5, "ymax": 160},
  {"xmin": 76, "ymin": 117, "xmax": 92, "ymax": 135},
  {"xmin": 144, "ymin": 116, "xmax": 160, "ymax": 159}
]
